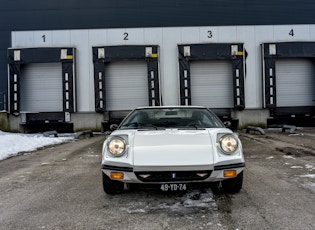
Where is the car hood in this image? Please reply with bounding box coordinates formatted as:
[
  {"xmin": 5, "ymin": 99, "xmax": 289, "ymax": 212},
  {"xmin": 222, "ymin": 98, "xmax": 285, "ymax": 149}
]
[{"xmin": 132, "ymin": 129, "xmax": 214, "ymax": 167}]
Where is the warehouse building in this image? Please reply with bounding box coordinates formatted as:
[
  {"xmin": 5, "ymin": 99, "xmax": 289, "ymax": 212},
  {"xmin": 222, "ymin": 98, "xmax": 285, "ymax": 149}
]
[{"xmin": 0, "ymin": 0, "xmax": 315, "ymax": 132}]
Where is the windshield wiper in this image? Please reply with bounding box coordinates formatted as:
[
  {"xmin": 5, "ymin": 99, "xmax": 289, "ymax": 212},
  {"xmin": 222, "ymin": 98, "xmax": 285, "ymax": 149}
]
[
  {"xmin": 177, "ymin": 125, "xmax": 206, "ymax": 130},
  {"xmin": 122, "ymin": 122, "xmax": 158, "ymax": 130}
]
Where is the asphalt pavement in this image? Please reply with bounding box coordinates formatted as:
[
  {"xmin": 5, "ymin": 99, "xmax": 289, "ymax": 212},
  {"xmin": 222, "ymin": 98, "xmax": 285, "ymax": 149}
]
[{"xmin": 0, "ymin": 131, "xmax": 314, "ymax": 230}]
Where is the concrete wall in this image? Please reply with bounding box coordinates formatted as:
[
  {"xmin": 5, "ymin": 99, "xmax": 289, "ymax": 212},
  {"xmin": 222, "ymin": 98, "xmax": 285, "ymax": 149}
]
[
  {"xmin": 0, "ymin": 112, "xmax": 9, "ymax": 131},
  {"xmin": 11, "ymin": 24, "xmax": 315, "ymax": 110},
  {"xmin": 8, "ymin": 24, "xmax": 315, "ymax": 130},
  {"xmin": 235, "ymin": 109, "xmax": 270, "ymax": 129},
  {"xmin": 8, "ymin": 115, "xmax": 20, "ymax": 132},
  {"xmin": 71, "ymin": 113, "xmax": 104, "ymax": 132},
  {"xmin": 2, "ymin": 0, "xmax": 315, "ymax": 111}
]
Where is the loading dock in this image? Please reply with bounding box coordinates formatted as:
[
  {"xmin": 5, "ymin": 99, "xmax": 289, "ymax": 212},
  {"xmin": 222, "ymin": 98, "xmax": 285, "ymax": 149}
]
[
  {"xmin": 105, "ymin": 61, "xmax": 149, "ymax": 111},
  {"xmin": 8, "ymin": 47, "xmax": 76, "ymax": 132},
  {"xmin": 178, "ymin": 43, "xmax": 246, "ymax": 126},
  {"xmin": 276, "ymin": 59, "xmax": 314, "ymax": 107},
  {"xmin": 262, "ymin": 42, "xmax": 315, "ymax": 125},
  {"xmin": 190, "ymin": 60, "xmax": 234, "ymax": 108},
  {"xmin": 20, "ymin": 63, "xmax": 63, "ymax": 112},
  {"xmin": 92, "ymin": 45, "xmax": 160, "ymax": 126}
]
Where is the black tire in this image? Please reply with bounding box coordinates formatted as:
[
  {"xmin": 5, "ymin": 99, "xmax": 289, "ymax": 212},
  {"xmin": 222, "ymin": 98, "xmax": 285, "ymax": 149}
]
[
  {"xmin": 102, "ymin": 172, "xmax": 124, "ymax": 195},
  {"xmin": 212, "ymin": 171, "xmax": 243, "ymax": 194}
]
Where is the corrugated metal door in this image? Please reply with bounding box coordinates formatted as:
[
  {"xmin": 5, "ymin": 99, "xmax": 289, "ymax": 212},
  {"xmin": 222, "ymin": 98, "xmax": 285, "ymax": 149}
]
[
  {"xmin": 276, "ymin": 59, "xmax": 315, "ymax": 107},
  {"xmin": 190, "ymin": 60, "xmax": 234, "ymax": 108},
  {"xmin": 106, "ymin": 61, "xmax": 148, "ymax": 110},
  {"xmin": 20, "ymin": 63, "xmax": 63, "ymax": 112}
]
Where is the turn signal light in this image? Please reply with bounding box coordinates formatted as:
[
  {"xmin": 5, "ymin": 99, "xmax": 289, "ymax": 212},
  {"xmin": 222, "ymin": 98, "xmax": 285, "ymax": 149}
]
[
  {"xmin": 224, "ymin": 170, "xmax": 237, "ymax": 178},
  {"xmin": 110, "ymin": 172, "xmax": 124, "ymax": 180}
]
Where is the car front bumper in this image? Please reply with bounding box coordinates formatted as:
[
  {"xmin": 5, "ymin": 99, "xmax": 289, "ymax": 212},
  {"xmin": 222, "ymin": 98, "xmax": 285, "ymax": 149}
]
[{"xmin": 101, "ymin": 162, "xmax": 245, "ymax": 184}]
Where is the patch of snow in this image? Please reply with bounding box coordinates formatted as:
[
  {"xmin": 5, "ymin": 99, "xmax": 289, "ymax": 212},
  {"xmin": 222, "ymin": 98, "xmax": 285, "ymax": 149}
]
[
  {"xmin": 299, "ymin": 174, "xmax": 315, "ymax": 179},
  {"xmin": 288, "ymin": 134, "xmax": 304, "ymax": 137},
  {"xmin": 266, "ymin": 156, "xmax": 274, "ymax": 159},
  {"xmin": 0, "ymin": 130, "xmax": 74, "ymax": 161},
  {"xmin": 305, "ymin": 164, "xmax": 315, "ymax": 170},
  {"xmin": 300, "ymin": 183, "xmax": 315, "ymax": 194},
  {"xmin": 291, "ymin": 166, "xmax": 303, "ymax": 169},
  {"xmin": 121, "ymin": 189, "xmax": 217, "ymax": 214},
  {"xmin": 283, "ymin": 155, "xmax": 295, "ymax": 159}
]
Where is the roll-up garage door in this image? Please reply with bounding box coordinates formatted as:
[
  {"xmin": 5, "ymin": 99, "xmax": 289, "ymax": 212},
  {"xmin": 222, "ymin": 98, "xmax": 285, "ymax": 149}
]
[
  {"xmin": 106, "ymin": 61, "xmax": 148, "ymax": 111},
  {"xmin": 190, "ymin": 60, "xmax": 234, "ymax": 108},
  {"xmin": 20, "ymin": 63, "xmax": 63, "ymax": 112},
  {"xmin": 276, "ymin": 59, "xmax": 315, "ymax": 107}
]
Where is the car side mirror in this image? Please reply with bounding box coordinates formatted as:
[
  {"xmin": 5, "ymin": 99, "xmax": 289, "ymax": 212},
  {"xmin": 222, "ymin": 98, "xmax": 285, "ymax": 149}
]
[
  {"xmin": 110, "ymin": 124, "xmax": 118, "ymax": 131},
  {"xmin": 223, "ymin": 121, "xmax": 232, "ymax": 128}
]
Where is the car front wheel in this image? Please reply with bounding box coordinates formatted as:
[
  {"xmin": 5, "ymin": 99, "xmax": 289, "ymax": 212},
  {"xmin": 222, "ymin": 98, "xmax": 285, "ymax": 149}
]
[
  {"xmin": 212, "ymin": 171, "xmax": 243, "ymax": 194},
  {"xmin": 102, "ymin": 172, "xmax": 124, "ymax": 195}
]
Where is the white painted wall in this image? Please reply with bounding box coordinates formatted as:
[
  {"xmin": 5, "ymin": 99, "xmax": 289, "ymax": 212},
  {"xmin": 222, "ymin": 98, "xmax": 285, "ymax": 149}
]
[{"xmin": 11, "ymin": 24, "xmax": 315, "ymax": 113}]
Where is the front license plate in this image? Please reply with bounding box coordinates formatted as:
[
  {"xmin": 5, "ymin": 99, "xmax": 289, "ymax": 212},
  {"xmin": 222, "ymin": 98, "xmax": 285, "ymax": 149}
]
[{"xmin": 160, "ymin": 183, "xmax": 187, "ymax": 191}]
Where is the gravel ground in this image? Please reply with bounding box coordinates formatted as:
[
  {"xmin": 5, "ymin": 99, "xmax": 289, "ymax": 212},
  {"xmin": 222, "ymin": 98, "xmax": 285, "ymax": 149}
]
[{"xmin": 0, "ymin": 129, "xmax": 314, "ymax": 230}]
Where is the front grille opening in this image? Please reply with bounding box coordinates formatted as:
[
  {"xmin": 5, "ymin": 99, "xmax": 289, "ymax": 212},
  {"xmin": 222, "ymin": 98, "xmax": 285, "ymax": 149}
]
[{"xmin": 135, "ymin": 170, "xmax": 212, "ymax": 182}]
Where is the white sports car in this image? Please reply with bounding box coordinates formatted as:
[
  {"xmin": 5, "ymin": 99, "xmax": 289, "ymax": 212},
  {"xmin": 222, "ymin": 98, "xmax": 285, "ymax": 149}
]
[{"xmin": 101, "ymin": 106, "xmax": 245, "ymax": 194}]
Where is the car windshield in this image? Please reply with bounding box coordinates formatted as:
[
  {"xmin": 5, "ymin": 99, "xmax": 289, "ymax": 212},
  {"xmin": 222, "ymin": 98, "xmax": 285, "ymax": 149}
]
[{"xmin": 120, "ymin": 107, "xmax": 224, "ymax": 129}]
